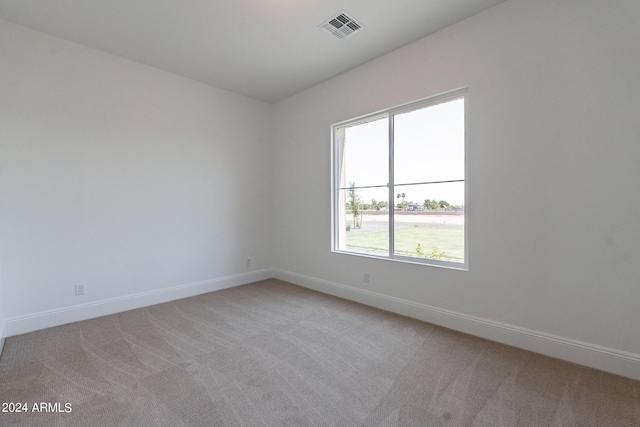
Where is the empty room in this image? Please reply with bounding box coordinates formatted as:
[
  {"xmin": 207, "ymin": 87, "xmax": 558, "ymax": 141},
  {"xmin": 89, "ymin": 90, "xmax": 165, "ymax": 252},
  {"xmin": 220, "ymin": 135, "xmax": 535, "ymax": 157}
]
[{"xmin": 1, "ymin": 0, "xmax": 639, "ymax": 425}]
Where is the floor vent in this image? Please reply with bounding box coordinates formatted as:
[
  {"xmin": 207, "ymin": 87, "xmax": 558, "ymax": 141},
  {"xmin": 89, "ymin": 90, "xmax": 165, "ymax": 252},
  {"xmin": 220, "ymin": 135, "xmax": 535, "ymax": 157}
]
[{"xmin": 320, "ymin": 11, "xmax": 363, "ymax": 39}]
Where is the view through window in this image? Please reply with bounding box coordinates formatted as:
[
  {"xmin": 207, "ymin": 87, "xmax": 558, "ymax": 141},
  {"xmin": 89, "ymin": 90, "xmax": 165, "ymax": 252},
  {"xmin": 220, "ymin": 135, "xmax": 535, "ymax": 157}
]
[{"xmin": 332, "ymin": 89, "xmax": 467, "ymax": 269}]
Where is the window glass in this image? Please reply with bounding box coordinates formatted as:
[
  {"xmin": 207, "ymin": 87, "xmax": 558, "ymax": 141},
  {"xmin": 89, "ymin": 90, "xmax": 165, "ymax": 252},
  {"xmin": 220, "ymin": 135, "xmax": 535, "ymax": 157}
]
[{"xmin": 332, "ymin": 89, "xmax": 467, "ymax": 269}]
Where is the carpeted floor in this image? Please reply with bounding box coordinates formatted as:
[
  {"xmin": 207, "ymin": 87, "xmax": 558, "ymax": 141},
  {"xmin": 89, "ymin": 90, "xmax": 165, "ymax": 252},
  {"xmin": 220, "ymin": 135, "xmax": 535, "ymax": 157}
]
[{"xmin": 1, "ymin": 279, "xmax": 638, "ymax": 426}]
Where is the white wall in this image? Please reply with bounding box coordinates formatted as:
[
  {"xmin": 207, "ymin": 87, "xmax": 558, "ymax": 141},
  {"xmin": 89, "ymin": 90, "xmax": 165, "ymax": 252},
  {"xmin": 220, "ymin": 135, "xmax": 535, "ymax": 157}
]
[
  {"xmin": 0, "ymin": 241, "xmax": 4, "ymax": 356},
  {"xmin": 0, "ymin": 19, "xmax": 274, "ymax": 334},
  {"xmin": 273, "ymin": 0, "xmax": 640, "ymax": 379}
]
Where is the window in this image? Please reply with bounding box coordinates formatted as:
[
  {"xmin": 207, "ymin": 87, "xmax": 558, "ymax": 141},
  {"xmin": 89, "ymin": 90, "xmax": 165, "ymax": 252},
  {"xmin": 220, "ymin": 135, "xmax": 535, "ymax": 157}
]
[{"xmin": 331, "ymin": 88, "xmax": 467, "ymax": 269}]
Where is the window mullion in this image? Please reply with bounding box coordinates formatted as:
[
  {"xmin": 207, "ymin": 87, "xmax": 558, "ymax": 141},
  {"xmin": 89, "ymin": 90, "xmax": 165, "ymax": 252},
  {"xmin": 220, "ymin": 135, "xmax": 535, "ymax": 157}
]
[{"xmin": 388, "ymin": 114, "xmax": 395, "ymax": 257}]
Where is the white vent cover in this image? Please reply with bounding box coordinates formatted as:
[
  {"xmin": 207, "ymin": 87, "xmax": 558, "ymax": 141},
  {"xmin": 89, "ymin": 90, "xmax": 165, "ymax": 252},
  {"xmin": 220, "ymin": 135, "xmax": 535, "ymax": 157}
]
[{"xmin": 320, "ymin": 11, "xmax": 363, "ymax": 39}]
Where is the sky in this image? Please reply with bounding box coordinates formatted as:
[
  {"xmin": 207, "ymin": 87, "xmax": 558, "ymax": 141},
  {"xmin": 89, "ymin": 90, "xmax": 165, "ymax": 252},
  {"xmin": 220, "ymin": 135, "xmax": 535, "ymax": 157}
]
[{"xmin": 341, "ymin": 97, "xmax": 465, "ymax": 207}]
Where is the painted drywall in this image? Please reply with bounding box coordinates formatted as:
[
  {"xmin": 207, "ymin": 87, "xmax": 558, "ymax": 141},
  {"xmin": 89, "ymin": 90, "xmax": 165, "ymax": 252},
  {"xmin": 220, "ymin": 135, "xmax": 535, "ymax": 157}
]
[
  {"xmin": 0, "ymin": 241, "xmax": 4, "ymax": 355},
  {"xmin": 273, "ymin": 0, "xmax": 640, "ymax": 362},
  {"xmin": 0, "ymin": 19, "xmax": 274, "ymax": 328}
]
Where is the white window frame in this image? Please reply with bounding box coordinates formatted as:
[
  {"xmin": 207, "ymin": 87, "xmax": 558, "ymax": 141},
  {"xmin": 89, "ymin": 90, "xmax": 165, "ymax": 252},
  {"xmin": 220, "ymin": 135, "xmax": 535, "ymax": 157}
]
[{"xmin": 331, "ymin": 87, "xmax": 468, "ymax": 270}]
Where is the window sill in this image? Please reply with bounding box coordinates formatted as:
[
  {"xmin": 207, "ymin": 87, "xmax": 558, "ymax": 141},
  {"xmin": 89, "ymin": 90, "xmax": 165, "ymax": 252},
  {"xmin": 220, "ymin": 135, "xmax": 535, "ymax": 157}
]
[{"xmin": 331, "ymin": 249, "xmax": 468, "ymax": 271}]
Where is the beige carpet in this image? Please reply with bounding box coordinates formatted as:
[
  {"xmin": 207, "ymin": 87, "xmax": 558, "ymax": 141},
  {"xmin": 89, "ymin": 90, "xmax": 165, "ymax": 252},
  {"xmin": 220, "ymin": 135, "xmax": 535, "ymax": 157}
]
[{"xmin": 1, "ymin": 279, "xmax": 638, "ymax": 426}]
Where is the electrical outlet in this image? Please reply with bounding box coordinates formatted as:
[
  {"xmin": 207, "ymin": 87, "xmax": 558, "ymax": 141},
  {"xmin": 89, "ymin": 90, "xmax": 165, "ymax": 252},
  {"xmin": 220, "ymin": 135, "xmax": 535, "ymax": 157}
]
[
  {"xmin": 246, "ymin": 258, "xmax": 251, "ymax": 267},
  {"xmin": 363, "ymin": 272, "xmax": 370, "ymax": 283},
  {"xmin": 75, "ymin": 284, "xmax": 85, "ymax": 296}
]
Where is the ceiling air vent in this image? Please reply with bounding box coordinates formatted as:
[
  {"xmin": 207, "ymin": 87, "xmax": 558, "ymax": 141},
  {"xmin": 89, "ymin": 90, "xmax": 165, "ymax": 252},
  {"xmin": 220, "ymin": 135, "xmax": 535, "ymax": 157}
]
[{"xmin": 320, "ymin": 11, "xmax": 362, "ymax": 40}]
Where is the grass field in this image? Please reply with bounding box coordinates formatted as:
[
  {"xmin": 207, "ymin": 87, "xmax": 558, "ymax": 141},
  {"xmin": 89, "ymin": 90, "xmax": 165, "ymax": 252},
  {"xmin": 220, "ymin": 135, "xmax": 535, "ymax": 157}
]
[{"xmin": 347, "ymin": 226, "xmax": 464, "ymax": 261}]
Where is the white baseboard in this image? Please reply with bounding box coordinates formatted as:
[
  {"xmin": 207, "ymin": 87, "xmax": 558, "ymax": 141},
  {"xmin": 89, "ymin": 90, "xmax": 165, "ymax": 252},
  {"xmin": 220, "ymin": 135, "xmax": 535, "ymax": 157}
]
[
  {"xmin": 5, "ymin": 269, "xmax": 275, "ymax": 337},
  {"xmin": 273, "ymin": 268, "xmax": 640, "ymax": 381},
  {"xmin": 6, "ymin": 267, "xmax": 639, "ymax": 381}
]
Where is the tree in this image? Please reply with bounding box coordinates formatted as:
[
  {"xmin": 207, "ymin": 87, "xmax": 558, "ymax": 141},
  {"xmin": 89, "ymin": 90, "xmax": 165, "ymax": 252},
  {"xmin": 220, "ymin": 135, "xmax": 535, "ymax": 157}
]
[
  {"xmin": 348, "ymin": 182, "xmax": 362, "ymax": 228},
  {"xmin": 423, "ymin": 199, "xmax": 439, "ymax": 210},
  {"xmin": 397, "ymin": 192, "xmax": 407, "ymax": 208}
]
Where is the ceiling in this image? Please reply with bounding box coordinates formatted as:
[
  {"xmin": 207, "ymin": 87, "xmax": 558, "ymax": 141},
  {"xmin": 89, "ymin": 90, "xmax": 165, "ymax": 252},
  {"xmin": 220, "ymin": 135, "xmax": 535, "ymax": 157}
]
[{"xmin": 0, "ymin": 0, "xmax": 508, "ymax": 103}]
